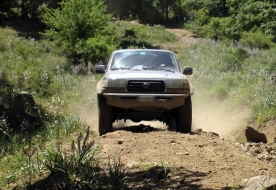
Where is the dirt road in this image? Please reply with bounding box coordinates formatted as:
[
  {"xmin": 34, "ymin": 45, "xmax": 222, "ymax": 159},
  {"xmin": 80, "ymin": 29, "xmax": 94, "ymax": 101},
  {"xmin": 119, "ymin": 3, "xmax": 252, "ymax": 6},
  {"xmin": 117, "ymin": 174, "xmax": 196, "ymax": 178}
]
[{"xmin": 95, "ymin": 122, "xmax": 275, "ymax": 190}]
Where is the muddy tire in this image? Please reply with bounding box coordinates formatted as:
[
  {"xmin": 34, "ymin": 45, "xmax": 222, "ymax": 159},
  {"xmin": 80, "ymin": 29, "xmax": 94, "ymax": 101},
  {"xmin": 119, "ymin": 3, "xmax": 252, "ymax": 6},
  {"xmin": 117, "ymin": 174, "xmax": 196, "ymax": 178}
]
[
  {"xmin": 97, "ymin": 94, "xmax": 113, "ymax": 136},
  {"xmin": 175, "ymin": 96, "xmax": 192, "ymax": 133}
]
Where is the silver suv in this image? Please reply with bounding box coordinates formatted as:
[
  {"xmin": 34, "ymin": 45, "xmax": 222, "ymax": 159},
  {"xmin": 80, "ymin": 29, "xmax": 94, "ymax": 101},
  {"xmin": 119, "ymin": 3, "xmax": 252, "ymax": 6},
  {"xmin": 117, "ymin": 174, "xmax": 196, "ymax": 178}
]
[{"xmin": 96, "ymin": 49, "xmax": 194, "ymax": 135}]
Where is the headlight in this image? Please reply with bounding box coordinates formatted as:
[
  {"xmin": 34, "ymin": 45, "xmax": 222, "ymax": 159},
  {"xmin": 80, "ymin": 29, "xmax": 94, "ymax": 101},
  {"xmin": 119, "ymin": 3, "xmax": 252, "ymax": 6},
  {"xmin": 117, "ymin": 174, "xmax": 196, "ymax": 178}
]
[
  {"xmin": 101, "ymin": 78, "xmax": 127, "ymax": 88},
  {"xmin": 102, "ymin": 77, "xmax": 109, "ymax": 88},
  {"xmin": 108, "ymin": 79, "xmax": 127, "ymax": 87},
  {"xmin": 166, "ymin": 79, "xmax": 190, "ymax": 94},
  {"xmin": 166, "ymin": 79, "xmax": 189, "ymax": 88}
]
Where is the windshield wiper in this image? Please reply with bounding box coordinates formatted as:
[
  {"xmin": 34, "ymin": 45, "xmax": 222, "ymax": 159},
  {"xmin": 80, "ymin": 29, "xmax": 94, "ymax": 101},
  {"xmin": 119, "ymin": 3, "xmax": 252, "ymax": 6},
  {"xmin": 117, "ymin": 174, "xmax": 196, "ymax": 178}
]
[
  {"xmin": 158, "ymin": 68, "xmax": 175, "ymax": 73},
  {"xmin": 142, "ymin": 67, "xmax": 156, "ymax": 70},
  {"xmin": 111, "ymin": 67, "xmax": 130, "ymax": 70},
  {"xmin": 143, "ymin": 67, "xmax": 175, "ymax": 73}
]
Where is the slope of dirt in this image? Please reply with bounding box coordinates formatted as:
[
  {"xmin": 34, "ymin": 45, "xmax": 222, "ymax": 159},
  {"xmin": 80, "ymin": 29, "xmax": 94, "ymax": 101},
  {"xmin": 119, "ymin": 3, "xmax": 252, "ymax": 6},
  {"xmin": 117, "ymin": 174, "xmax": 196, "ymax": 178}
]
[{"xmin": 96, "ymin": 125, "xmax": 276, "ymax": 190}]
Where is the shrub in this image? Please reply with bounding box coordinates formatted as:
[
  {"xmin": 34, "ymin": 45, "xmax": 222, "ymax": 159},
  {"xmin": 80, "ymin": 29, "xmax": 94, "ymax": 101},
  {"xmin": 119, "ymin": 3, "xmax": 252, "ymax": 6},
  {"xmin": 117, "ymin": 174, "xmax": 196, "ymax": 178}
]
[
  {"xmin": 45, "ymin": 127, "xmax": 102, "ymax": 189},
  {"xmin": 218, "ymin": 48, "xmax": 249, "ymax": 72},
  {"xmin": 109, "ymin": 21, "xmax": 176, "ymax": 49},
  {"xmin": 41, "ymin": 0, "xmax": 112, "ymax": 65},
  {"xmin": 195, "ymin": 8, "xmax": 209, "ymax": 26},
  {"xmin": 43, "ymin": 127, "xmax": 129, "ymax": 189},
  {"xmin": 240, "ymin": 29, "xmax": 274, "ymax": 49}
]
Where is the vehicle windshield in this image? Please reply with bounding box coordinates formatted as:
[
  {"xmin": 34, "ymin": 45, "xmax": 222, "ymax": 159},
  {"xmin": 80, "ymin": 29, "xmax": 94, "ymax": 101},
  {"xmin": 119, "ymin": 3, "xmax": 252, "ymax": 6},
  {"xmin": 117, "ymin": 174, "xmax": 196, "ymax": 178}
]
[{"xmin": 110, "ymin": 50, "xmax": 178, "ymax": 72}]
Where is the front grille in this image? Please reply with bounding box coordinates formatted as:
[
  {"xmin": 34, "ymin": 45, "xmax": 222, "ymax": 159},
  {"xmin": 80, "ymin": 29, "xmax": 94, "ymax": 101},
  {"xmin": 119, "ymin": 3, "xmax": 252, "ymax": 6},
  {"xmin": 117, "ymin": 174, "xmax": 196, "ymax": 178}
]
[{"xmin": 127, "ymin": 80, "xmax": 165, "ymax": 93}]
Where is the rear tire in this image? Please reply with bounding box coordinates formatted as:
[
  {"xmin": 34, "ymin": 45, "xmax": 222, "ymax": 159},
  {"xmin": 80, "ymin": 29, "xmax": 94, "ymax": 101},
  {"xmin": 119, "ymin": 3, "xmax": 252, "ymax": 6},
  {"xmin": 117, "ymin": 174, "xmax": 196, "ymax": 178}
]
[
  {"xmin": 167, "ymin": 116, "xmax": 176, "ymax": 131},
  {"xmin": 175, "ymin": 96, "xmax": 192, "ymax": 133},
  {"xmin": 97, "ymin": 94, "xmax": 113, "ymax": 136}
]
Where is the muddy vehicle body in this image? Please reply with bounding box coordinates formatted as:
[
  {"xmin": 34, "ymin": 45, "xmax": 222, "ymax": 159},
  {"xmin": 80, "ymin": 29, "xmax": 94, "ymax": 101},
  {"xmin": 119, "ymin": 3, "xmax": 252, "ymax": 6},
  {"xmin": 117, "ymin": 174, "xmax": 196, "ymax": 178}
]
[{"xmin": 96, "ymin": 49, "xmax": 194, "ymax": 135}]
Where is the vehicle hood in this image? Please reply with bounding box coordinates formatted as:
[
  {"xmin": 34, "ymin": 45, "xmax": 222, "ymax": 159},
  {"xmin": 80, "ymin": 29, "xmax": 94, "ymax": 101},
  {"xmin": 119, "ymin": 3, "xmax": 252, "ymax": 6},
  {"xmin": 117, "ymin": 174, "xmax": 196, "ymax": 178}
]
[{"xmin": 106, "ymin": 70, "xmax": 187, "ymax": 80}]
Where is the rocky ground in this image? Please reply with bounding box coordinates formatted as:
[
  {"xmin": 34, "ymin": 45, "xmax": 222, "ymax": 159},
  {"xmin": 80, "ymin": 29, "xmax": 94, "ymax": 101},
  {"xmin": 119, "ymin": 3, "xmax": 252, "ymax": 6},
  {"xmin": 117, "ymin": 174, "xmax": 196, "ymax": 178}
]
[{"xmin": 95, "ymin": 122, "xmax": 276, "ymax": 190}]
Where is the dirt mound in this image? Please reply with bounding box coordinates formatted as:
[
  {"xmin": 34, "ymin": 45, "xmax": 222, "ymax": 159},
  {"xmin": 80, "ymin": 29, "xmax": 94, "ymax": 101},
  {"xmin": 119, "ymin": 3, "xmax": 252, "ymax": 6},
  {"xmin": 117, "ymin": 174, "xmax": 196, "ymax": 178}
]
[{"xmin": 96, "ymin": 127, "xmax": 276, "ymax": 189}]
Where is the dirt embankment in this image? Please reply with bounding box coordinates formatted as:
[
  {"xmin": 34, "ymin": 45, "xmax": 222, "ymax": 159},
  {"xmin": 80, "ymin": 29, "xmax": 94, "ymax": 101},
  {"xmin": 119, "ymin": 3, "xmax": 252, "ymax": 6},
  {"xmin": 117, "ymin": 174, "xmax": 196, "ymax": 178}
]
[
  {"xmin": 91, "ymin": 100, "xmax": 276, "ymax": 189},
  {"xmin": 95, "ymin": 125, "xmax": 276, "ymax": 189}
]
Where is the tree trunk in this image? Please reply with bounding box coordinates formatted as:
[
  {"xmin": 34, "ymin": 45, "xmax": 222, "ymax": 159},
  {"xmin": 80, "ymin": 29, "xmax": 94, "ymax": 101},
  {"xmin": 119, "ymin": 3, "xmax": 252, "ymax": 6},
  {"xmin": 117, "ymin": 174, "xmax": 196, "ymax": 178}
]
[
  {"xmin": 21, "ymin": 0, "xmax": 28, "ymax": 18},
  {"xmin": 165, "ymin": 0, "xmax": 169, "ymax": 20}
]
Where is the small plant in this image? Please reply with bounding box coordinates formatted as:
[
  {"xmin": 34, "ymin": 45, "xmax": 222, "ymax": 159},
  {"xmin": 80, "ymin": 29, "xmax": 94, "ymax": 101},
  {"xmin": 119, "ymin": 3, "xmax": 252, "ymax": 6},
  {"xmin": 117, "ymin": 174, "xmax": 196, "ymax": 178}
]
[
  {"xmin": 160, "ymin": 161, "xmax": 170, "ymax": 180},
  {"xmin": 144, "ymin": 161, "xmax": 171, "ymax": 180},
  {"xmin": 45, "ymin": 126, "xmax": 102, "ymax": 189},
  {"xmin": 107, "ymin": 158, "xmax": 129, "ymax": 190}
]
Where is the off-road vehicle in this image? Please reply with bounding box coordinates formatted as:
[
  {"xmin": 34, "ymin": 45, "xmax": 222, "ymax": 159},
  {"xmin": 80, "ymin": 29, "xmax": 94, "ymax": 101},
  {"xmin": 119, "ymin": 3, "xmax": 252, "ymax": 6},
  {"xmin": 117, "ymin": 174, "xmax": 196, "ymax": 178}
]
[{"xmin": 96, "ymin": 49, "xmax": 194, "ymax": 135}]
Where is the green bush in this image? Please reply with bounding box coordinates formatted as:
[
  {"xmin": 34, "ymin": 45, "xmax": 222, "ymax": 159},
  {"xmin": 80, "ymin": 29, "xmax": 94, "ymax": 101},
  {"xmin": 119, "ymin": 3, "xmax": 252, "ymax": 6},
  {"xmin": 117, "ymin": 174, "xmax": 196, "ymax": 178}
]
[
  {"xmin": 44, "ymin": 127, "xmax": 128, "ymax": 190},
  {"xmin": 218, "ymin": 48, "xmax": 249, "ymax": 72},
  {"xmin": 197, "ymin": 17, "xmax": 237, "ymax": 42},
  {"xmin": 240, "ymin": 29, "xmax": 274, "ymax": 49},
  {"xmin": 195, "ymin": 8, "xmax": 209, "ymax": 26},
  {"xmin": 45, "ymin": 127, "xmax": 101, "ymax": 189},
  {"xmin": 109, "ymin": 21, "xmax": 176, "ymax": 49},
  {"xmin": 41, "ymin": 0, "xmax": 112, "ymax": 65}
]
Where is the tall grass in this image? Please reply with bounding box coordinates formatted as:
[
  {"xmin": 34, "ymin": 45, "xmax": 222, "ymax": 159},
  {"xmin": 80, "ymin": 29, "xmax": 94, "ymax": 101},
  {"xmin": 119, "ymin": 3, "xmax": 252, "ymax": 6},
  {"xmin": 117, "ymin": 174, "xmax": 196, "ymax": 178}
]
[{"xmin": 178, "ymin": 38, "xmax": 276, "ymax": 124}]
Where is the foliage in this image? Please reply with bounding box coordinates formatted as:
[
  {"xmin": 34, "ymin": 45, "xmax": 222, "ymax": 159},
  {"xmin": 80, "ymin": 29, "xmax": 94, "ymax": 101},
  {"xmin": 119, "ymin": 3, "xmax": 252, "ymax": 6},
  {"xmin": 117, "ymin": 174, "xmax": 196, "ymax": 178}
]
[
  {"xmin": 183, "ymin": 0, "xmax": 276, "ymax": 47},
  {"xmin": 233, "ymin": 1, "xmax": 276, "ymax": 33},
  {"xmin": 178, "ymin": 37, "xmax": 276, "ymax": 122},
  {"xmin": 41, "ymin": 0, "xmax": 113, "ymax": 65},
  {"xmin": 240, "ymin": 29, "xmax": 274, "ymax": 49},
  {"xmin": 43, "ymin": 127, "xmax": 129, "ymax": 190},
  {"xmin": 0, "ymin": 0, "xmax": 18, "ymax": 24},
  {"xmin": 3, "ymin": 0, "xmax": 276, "ymax": 48},
  {"xmin": 109, "ymin": 21, "xmax": 176, "ymax": 49},
  {"xmin": 106, "ymin": 0, "xmax": 184, "ymax": 24},
  {"xmin": 218, "ymin": 48, "xmax": 249, "ymax": 72},
  {"xmin": 197, "ymin": 17, "xmax": 235, "ymax": 42},
  {"xmin": 45, "ymin": 127, "xmax": 102, "ymax": 189},
  {"xmin": 107, "ymin": 158, "xmax": 129, "ymax": 190}
]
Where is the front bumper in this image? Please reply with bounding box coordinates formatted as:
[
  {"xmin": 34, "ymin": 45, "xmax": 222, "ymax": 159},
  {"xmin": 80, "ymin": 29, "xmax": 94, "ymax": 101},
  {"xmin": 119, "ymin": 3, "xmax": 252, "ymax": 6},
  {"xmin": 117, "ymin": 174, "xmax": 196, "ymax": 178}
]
[{"xmin": 103, "ymin": 93, "xmax": 190, "ymax": 110}]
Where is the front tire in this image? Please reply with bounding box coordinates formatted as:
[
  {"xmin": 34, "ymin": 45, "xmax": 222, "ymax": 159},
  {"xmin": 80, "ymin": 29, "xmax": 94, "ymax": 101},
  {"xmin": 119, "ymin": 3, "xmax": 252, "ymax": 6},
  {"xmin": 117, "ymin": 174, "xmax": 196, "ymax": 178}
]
[
  {"xmin": 97, "ymin": 94, "xmax": 113, "ymax": 136},
  {"xmin": 175, "ymin": 96, "xmax": 192, "ymax": 133},
  {"xmin": 167, "ymin": 116, "xmax": 176, "ymax": 131}
]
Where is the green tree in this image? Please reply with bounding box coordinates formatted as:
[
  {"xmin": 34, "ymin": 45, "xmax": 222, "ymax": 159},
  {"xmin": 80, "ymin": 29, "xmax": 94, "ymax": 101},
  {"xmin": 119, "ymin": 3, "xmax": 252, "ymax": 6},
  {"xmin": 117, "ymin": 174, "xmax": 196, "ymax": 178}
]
[
  {"xmin": 41, "ymin": 0, "xmax": 115, "ymax": 65},
  {"xmin": 20, "ymin": 0, "xmax": 62, "ymax": 19},
  {"xmin": 0, "ymin": 0, "xmax": 18, "ymax": 24},
  {"xmin": 106, "ymin": 0, "xmax": 186, "ymax": 24},
  {"xmin": 230, "ymin": 1, "xmax": 276, "ymax": 41}
]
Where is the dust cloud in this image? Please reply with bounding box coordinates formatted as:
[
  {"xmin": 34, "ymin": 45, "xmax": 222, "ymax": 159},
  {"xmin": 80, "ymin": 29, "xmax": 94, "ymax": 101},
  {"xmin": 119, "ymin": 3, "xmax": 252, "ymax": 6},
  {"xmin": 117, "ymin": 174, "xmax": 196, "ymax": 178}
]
[
  {"xmin": 192, "ymin": 101, "xmax": 249, "ymax": 139},
  {"xmin": 81, "ymin": 109, "xmax": 99, "ymax": 133},
  {"xmin": 75, "ymin": 86, "xmax": 249, "ymax": 138},
  {"xmin": 80, "ymin": 100, "xmax": 249, "ymax": 139}
]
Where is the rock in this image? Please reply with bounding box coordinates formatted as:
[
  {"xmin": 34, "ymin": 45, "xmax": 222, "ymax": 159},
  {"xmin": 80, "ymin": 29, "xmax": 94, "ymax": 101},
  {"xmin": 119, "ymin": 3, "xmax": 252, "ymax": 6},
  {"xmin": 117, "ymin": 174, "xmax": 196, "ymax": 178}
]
[
  {"xmin": 192, "ymin": 128, "xmax": 202, "ymax": 134},
  {"xmin": 125, "ymin": 161, "xmax": 139, "ymax": 169},
  {"xmin": 156, "ymin": 168, "xmax": 171, "ymax": 180},
  {"xmin": 240, "ymin": 175, "xmax": 276, "ymax": 190},
  {"xmin": 245, "ymin": 127, "xmax": 267, "ymax": 143},
  {"xmin": 268, "ymin": 74, "xmax": 276, "ymax": 85},
  {"xmin": 208, "ymin": 132, "xmax": 219, "ymax": 138}
]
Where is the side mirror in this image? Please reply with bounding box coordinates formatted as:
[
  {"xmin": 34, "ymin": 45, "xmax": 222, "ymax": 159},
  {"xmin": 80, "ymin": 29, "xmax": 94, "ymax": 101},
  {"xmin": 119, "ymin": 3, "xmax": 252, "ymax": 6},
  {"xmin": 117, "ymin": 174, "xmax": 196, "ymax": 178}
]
[
  {"xmin": 183, "ymin": 66, "xmax": 193, "ymax": 75},
  {"xmin": 95, "ymin": 65, "xmax": 106, "ymax": 74}
]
